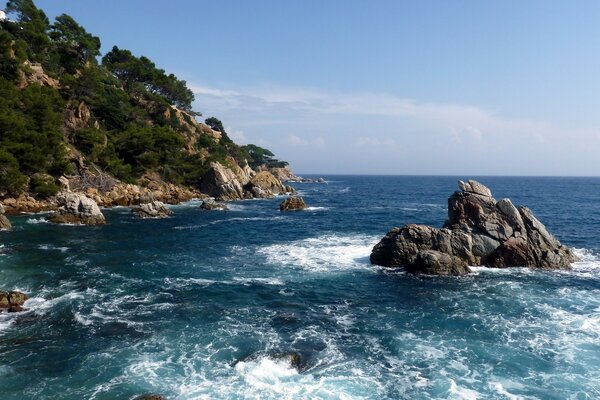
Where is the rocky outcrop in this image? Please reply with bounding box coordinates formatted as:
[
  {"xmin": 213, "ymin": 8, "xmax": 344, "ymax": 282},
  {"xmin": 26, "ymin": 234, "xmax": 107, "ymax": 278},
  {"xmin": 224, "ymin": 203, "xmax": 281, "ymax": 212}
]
[
  {"xmin": 200, "ymin": 161, "xmax": 289, "ymax": 200},
  {"xmin": 270, "ymin": 166, "xmax": 326, "ymax": 183},
  {"xmin": 18, "ymin": 61, "xmax": 60, "ymax": 89},
  {"xmin": 370, "ymin": 180, "xmax": 576, "ymax": 275},
  {"xmin": 48, "ymin": 192, "xmax": 105, "ymax": 225},
  {"xmin": 200, "ymin": 198, "xmax": 228, "ymax": 211},
  {"xmin": 2, "ymin": 195, "xmax": 56, "ymax": 214},
  {"xmin": 0, "ymin": 204, "xmax": 11, "ymax": 230},
  {"xmin": 199, "ymin": 162, "xmax": 246, "ymax": 201},
  {"xmin": 246, "ymin": 171, "xmax": 286, "ymax": 198},
  {"xmin": 133, "ymin": 201, "xmax": 173, "ymax": 218},
  {"xmin": 0, "ymin": 290, "xmax": 29, "ymax": 313},
  {"xmin": 64, "ymin": 101, "xmax": 98, "ymax": 131},
  {"xmin": 279, "ymin": 196, "xmax": 307, "ymax": 211}
]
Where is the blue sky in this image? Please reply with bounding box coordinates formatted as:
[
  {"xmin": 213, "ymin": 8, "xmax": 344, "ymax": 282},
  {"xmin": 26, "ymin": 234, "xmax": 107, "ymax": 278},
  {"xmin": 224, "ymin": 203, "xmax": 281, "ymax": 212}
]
[{"xmin": 26, "ymin": 1, "xmax": 600, "ymax": 175}]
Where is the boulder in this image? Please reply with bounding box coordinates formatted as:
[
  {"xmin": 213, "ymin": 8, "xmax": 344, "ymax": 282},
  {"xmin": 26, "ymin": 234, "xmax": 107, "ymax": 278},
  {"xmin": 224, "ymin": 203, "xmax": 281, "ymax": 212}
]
[
  {"xmin": 200, "ymin": 199, "xmax": 228, "ymax": 211},
  {"xmin": 370, "ymin": 180, "xmax": 576, "ymax": 275},
  {"xmin": 199, "ymin": 162, "xmax": 245, "ymax": 200},
  {"xmin": 0, "ymin": 290, "xmax": 29, "ymax": 313},
  {"xmin": 0, "ymin": 204, "xmax": 11, "ymax": 230},
  {"xmin": 279, "ymin": 197, "xmax": 307, "ymax": 211},
  {"xmin": 48, "ymin": 192, "xmax": 105, "ymax": 225},
  {"xmin": 134, "ymin": 201, "xmax": 173, "ymax": 218},
  {"xmin": 246, "ymin": 171, "xmax": 286, "ymax": 196}
]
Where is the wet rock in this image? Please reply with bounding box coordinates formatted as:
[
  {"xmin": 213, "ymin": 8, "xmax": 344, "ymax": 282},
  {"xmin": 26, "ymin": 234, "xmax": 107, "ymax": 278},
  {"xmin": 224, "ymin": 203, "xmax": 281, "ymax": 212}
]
[
  {"xmin": 133, "ymin": 395, "xmax": 167, "ymax": 400},
  {"xmin": 246, "ymin": 171, "xmax": 286, "ymax": 197},
  {"xmin": 200, "ymin": 199, "xmax": 228, "ymax": 211},
  {"xmin": 48, "ymin": 192, "xmax": 105, "ymax": 225},
  {"xmin": 199, "ymin": 161, "xmax": 245, "ymax": 200},
  {"xmin": 371, "ymin": 180, "xmax": 576, "ymax": 274},
  {"xmin": 133, "ymin": 201, "xmax": 173, "ymax": 218},
  {"xmin": 0, "ymin": 204, "xmax": 11, "ymax": 230},
  {"xmin": 279, "ymin": 196, "xmax": 307, "ymax": 211},
  {"xmin": 0, "ymin": 290, "xmax": 29, "ymax": 313}
]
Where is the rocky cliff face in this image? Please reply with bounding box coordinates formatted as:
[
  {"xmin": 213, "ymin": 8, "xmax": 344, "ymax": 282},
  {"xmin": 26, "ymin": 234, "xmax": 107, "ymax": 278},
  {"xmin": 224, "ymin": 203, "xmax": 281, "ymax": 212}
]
[
  {"xmin": 370, "ymin": 180, "xmax": 576, "ymax": 275},
  {"xmin": 199, "ymin": 160, "xmax": 290, "ymax": 201}
]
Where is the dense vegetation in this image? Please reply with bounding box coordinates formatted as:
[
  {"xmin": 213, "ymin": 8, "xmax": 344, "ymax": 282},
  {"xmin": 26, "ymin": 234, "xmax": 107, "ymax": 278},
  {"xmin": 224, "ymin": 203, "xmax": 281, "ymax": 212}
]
[{"xmin": 0, "ymin": 0, "xmax": 288, "ymax": 198}]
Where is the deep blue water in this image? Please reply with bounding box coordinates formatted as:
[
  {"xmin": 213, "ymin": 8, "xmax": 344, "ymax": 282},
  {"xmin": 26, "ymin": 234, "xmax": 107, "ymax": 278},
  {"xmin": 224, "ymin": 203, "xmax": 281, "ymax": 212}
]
[{"xmin": 1, "ymin": 176, "xmax": 600, "ymax": 399}]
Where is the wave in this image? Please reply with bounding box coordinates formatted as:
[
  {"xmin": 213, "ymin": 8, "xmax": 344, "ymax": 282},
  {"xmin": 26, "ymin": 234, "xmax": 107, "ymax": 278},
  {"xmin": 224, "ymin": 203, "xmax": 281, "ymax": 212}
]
[
  {"xmin": 26, "ymin": 217, "xmax": 49, "ymax": 224},
  {"xmin": 173, "ymin": 216, "xmax": 284, "ymax": 230},
  {"xmin": 305, "ymin": 206, "xmax": 329, "ymax": 211},
  {"xmin": 256, "ymin": 234, "xmax": 379, "ymax": 273}
]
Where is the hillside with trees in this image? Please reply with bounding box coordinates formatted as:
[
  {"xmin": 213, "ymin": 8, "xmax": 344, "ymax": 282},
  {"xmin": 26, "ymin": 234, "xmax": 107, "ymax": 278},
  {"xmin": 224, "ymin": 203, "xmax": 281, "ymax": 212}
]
[{"xmin": 0, "ymin": 0, "xmax": 288, "ymax": 200}]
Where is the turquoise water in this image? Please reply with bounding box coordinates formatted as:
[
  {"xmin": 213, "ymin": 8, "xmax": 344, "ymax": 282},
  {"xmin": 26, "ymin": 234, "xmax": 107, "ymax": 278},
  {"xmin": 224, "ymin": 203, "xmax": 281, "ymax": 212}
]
[{"xmin": 1, "ymin": 176, "xmax": 600, "ymax": 399}]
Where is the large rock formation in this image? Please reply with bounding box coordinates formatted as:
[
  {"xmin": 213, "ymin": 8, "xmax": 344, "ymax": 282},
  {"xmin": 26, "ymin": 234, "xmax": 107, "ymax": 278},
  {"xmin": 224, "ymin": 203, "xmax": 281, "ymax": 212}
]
[
  {"xmin": 200, "ymin": 198, "xmax": 228, "ymax": 210},
  {"xmin": 0, "ymin": 290, "xmax": 29, "ymax": 313},
  {"xmin": 48, "ymin": 192, "xmax": 106, "ymax": 225},
  {"xmin": 199, "ymin": 162, "xmax": 246, "ymax": 201},
  {"xmin": 0, "ymin": 204, "xmax": 11, "ymax": 230},
  {"xmin": 199, "ymin": 161, "xmax": 289, "ymax": 200},
  {"xmin": 279, "ymin": 196, "xmax": 307, "ymax": 211},
  {"xmin": 370, "ymin": 180, "xmax": 576, "ymax": 275},
  {"xmin": 246, "ymin": 171, "xmax": 286, "ymax": 198}
]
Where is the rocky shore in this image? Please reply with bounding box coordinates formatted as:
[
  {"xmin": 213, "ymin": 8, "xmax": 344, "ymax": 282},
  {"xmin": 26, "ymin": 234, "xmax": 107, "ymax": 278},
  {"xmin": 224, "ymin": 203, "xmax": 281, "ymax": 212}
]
[{"xmin": 370, "ymin": 179, "xmax": 577, "ymax": 275}]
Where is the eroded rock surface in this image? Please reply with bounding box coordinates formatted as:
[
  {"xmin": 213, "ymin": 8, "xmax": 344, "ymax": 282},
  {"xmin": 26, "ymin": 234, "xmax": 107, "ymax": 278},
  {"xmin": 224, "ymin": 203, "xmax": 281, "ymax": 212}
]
[
  {"xmin": 48, "ymin": 192, "xmax": 105, "ymax": 225},
  {"xmin": 0, "ymin": 290, "xmax": 29, "ymax": 313},
  {"xmin": 133, "ymin": 201, "xmax": 173, "ymax": 218},
  {"xmin": 279, "ymin": 196, "xmax": 307, "ymax": 211},
  {"xmin": 370, "ymin": 180, "xmax": 576, "ymax": 275}
]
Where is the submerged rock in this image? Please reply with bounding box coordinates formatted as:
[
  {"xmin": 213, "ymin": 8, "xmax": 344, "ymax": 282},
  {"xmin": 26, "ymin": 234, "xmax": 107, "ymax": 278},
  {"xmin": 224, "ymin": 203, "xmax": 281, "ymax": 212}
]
[
  {"xmin": 0, "ymin": 204, "xmax": 11, "ymax": 230},
  {"xmin": 133, "ymin": 201, "xmax": 173, "ymax": 218},
  {"xmin": 279, "ymin": 196, "xmax": 307, "ymax": 211},
  {"xmin": 370, "ymin": 179, "xmax": 576, "ymax": 275},
  {"xmin": 0, "ymin": 290, "xmax": 29, "ymax": 313},
  {"xmin": 200, "ymin": 198, "xmax": 228, "ymax": 211},
  {"xmin": 133, "ymin": 395, "xmax": 167, "ymax": 400},
  {"xmin": 48, "ymin": 192, "xmax": 105, "ymax": 225}
]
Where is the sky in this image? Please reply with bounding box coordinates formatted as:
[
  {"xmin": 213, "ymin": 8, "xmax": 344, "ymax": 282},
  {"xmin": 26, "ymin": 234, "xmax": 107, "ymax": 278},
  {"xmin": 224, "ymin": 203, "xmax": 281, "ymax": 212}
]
[{"xmin": 24, "ymin": 1, "xmax": 600, "ymax": 175}]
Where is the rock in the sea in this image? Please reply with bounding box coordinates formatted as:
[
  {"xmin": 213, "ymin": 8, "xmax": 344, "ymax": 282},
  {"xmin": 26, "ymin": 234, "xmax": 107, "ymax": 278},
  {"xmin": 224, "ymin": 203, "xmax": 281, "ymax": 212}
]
[
  {"xmin": 200, "ymin": 198, "xmax": 228, "ymax": 211},
  {"xmin": 279, "ymin": 196, "xmax": 307, "ymax": 211},
  {"xmin": 0, "ymin": 204, "xmax": 11, "ymax": 230},
  {"xmin": 48, "ymin": 192, "xmax": 105, "ymax": 225},
  {"xmin": 133, "ymin": 201, "xmax": 173, "ymax": 218},
  {"xmin": 199, "ymin": 161, "xmax": 246, "ymax": 201},
  {"xmin": 0, "ymin": 290, "xmax": 29, "ymax": 313},
  {"xmin": 246, "ymin": 171, "xmax": 286, "ymax": 197},
  {"xmin": 370, "ymin": 179, "xmax": 576, "ymax": 274},
  {"xmin": 133, "ymin": 395, "xmax": 167, "ymax": 400}
]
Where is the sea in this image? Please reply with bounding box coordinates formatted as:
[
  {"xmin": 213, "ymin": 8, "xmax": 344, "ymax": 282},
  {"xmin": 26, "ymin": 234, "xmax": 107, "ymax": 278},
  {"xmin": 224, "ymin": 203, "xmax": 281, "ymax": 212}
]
[{"xmin": 1, "ymin": 176, "xmax": 599, "ymax": 400}]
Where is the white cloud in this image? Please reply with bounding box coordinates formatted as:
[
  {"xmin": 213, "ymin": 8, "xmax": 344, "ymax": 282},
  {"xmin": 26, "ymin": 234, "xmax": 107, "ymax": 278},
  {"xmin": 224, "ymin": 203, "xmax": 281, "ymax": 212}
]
[{"xmin": 188, "ymin": 82, "xmax": 600, "ymax": 175}]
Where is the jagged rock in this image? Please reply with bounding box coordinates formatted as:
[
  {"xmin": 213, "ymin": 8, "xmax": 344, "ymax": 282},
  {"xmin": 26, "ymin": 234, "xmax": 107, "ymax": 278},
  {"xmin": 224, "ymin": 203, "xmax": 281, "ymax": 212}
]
[
  {"xmin": 247, "ymin": 171, "xmax": 286, "ymax": 196},
  {"xmin": 200, "ymin": 199, "xmax": 228, "ymax": 211},
  {"xmin": 64, "ymin": 101, "xmax": 92, "ymax": 131},
  {"xmin": 370, "ymin": 180, "xmax": 576, "ymax": 275},
  {"xmin": 279, "ymin": 197, "xmax": 307, "ymax": 211},
  {"xmin": 0, "ymin": 204, "xmax": 11, "ymax": 230},
  {"xmin": 134, "ymin": 201, "xmax": 173, "ymax": 218},
  {"xmin": 48, "ymin": 192, "xmax": 105, "ymax": 225},
  {"xmin": 0, "ymin": 291, "xmax": 29, "ymax": 313},
  {"xmin": 199, "ymin": 162, "xmax": 245, "ymax": 200},
  {"xmin": 406, "ymin": 250, "xmax": 470, "ymax": 275}
]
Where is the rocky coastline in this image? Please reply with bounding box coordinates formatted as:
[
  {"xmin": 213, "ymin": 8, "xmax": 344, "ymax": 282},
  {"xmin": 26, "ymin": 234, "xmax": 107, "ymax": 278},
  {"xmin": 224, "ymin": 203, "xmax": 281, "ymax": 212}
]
[{"xmin": 370, "ymin": 180, "xmax": 577, "ymax": 275}]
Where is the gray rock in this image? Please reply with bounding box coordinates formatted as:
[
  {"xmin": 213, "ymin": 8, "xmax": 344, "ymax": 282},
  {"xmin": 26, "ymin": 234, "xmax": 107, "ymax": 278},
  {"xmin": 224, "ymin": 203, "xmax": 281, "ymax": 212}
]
[
  {"xmin": 371, "ymin": 179, "xmax": 576, "ymax": 275},
  {"xmin": 406, "ymin": 250, "xmax": 470, "ymax": 275},
  {"xmin": 200, "ymin": 199, "xmax": 228, "ymax": 211},
  {"xmin": 0, "ymin": 204, "xmax": 10, "ymax": 230},
  {"xmin": 134, "ymin": 201, "xmax": 173, "ymax": 218},
  {"xmin": 48, "ymin": 192, "xmax": 105, "ymax": 225}
]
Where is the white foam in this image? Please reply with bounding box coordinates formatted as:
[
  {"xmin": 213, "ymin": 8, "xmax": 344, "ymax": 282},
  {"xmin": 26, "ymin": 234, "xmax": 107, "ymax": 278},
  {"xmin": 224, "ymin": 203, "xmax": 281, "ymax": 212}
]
[
  {"xmin": 488, "ymin": 382, "xmax": 522, "ymax": 400},
  {"xmin": 232, "ymin": 277, "xmax": 285, "ymax": 286},
  {"xmin": 38, "ymin": 244, "xmax": 69, "ymax": 252},
  {"xmin": 257, "ymin": 234, "xmax": 378, "ymax": 273},
  {"xmin": 448, "ymin": 379, "xmax": 481, "ymax": 400},
  {"xmin": 305, "ymin": 206, "xmax": 329, "ymax": 211},
  {"xmin": 26, "ymin": 217, "xmax": 49, "ymax": 224}
]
